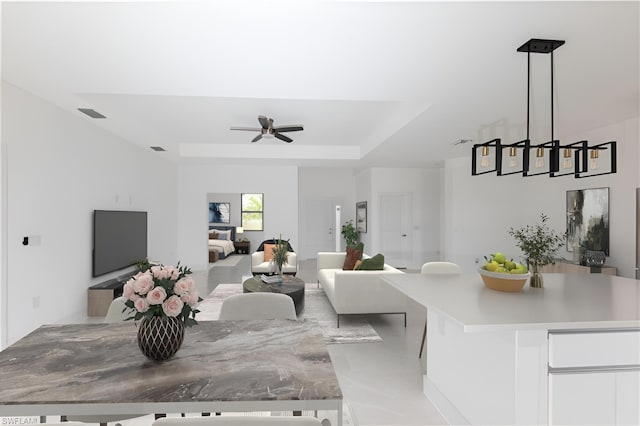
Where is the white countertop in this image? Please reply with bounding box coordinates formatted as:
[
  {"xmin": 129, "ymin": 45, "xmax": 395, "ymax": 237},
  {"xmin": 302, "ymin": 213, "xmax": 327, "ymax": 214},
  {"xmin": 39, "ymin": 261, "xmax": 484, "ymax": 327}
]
[{"xmin": 382, "ymin": 273, "xmax": 640, "ymax": 332}]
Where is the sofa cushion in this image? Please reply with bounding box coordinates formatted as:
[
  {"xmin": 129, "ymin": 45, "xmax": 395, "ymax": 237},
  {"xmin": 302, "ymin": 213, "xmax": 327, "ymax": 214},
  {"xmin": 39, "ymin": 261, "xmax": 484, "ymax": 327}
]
[
  {"xmin": 263, "ymin": 244, "xmax": 276, "ymax": 261},
  {"xmin": 356, "ymin": 253, "xmax": 385, "ymax": 270},
  {"xmin": 342, "ymin": 243, "xmax": 364, "ymax": 270}
]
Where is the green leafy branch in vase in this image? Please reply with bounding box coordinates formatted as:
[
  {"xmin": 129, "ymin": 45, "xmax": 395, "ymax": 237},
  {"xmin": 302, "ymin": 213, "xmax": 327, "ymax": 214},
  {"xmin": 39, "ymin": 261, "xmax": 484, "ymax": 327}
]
[{"xmin": 508, "ymin": 213, "xmax": 567, "ymax": 270}]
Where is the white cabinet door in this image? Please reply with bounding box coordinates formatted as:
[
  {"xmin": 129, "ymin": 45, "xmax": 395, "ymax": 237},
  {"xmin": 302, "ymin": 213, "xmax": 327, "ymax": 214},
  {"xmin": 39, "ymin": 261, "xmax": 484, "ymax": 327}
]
[
  {"xmin": 550, "ymin": 372, "xmax": 616, "ymax": 425},
  {"xmin": 617, "ymin": 370, "xmax": 640, "ymax": 425},
  {"xmin": 550, "ymin": 371, "xmax": 640, "ymax": 425}
]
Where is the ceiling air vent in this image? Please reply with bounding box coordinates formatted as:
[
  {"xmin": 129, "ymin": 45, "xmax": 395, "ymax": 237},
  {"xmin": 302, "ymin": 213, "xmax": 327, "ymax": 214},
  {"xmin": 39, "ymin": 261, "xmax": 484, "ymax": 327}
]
[
  {"xmin": 150, "ymin": 146, "xmax": 166, "ymax": 152},
  {"xmin": 77, "ymin": 108, "xmax": 106, "ymax": 119}
]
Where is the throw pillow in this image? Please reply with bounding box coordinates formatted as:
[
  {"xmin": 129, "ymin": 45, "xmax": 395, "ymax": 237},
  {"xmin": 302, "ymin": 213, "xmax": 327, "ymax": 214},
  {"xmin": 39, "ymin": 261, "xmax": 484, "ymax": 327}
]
[
  {"xmin": 342, "ymin": 243, "xmax": 364, "ymax": 270},
  {"xmin": 209, "ymin": 232, "xmax": 219, "ymax": 240},
  {"xmin": 263, "ymin": 244, "xmax": 276, "ymax": 261},
  {"xmin": 356, "ymin": 253, "xmax": 385, "ymax": 270},
  {"xmin": 353, "ymin": 259, "xmax": 362, "ymax": 270}
]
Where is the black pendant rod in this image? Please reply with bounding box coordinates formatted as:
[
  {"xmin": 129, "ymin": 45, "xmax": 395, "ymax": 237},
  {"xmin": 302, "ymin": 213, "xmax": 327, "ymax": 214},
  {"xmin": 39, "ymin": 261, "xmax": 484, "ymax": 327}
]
[
  {"xmin": 551, "ymin": 50, "xmax": 555, "ymax": 142},
  {"xmin": 527, "ymin": 51, "xmax": 530, "ymax": 141}
]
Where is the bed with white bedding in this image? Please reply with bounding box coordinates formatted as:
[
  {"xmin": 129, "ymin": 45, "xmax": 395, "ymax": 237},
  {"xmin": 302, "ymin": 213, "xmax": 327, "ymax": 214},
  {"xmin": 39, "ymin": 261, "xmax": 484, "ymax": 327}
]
[
  {"xmin": 208, "ymin": 238, "xmax": 235, "ymax": 257},
  {"xmin": 208, "ymin": 226, "xmax": 236, "ymax": 261}
]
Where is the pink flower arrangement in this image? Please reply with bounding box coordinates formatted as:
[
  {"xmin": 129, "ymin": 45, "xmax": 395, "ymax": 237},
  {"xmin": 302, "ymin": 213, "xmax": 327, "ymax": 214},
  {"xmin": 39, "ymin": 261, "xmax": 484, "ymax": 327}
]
[{"xmin": 123, "ymin": 262, "xmax": 201, "ymax": 326}]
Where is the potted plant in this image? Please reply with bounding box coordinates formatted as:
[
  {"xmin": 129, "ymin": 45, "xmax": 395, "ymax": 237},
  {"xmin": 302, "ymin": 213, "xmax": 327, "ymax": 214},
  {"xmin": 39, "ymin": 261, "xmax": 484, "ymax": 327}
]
[
  {"xmin": 272, "ymin": 236, "xmax": 290, "ymax": 280},
  {"xmin": 341, "ymin": 220, "xmax": 359, "ymax": 247},
  {"xmin": 508, "ymin": 213, "xmax": 567, "ymax": 288}
]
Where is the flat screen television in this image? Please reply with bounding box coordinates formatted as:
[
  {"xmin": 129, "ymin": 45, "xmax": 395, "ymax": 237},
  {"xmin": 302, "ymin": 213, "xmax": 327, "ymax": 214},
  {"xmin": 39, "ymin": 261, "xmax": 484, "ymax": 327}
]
[{"xmin": 93, "ymin": 210, "xmax": 148, "ymax": 277}]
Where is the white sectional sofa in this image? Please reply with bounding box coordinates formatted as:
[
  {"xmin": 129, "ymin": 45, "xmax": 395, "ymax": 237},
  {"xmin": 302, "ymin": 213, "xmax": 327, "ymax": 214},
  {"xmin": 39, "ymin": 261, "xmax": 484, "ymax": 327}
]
[{"xmin": 317, "ymin": 251, "xmax": 407, "ymax": 327}]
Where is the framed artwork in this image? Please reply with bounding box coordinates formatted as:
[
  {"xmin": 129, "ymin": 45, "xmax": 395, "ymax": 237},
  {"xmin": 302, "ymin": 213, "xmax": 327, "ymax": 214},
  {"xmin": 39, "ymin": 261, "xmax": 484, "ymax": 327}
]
[
  {"xmin": 356, "ymin": 201, "xmax": 367, "ymax": 233},
  {"xmin": 208, "ymin": 202, "xmax": 230, "ymax": 224},
  {"xmin": 566, "ymin": 187, "xmax": 609, "ymax": 255}
]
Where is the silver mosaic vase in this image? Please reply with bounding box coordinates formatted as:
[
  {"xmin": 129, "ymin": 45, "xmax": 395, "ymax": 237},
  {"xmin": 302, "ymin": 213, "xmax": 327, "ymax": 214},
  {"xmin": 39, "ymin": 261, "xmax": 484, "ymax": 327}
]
[{"xmin": 137, "ymin": 316, "xmax": 185, "ymax": 361}]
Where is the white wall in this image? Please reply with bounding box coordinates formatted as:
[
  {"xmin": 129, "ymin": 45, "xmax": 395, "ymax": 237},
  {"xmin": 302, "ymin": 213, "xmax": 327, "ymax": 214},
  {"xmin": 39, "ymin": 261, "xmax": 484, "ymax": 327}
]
[
  {"xmin": 0, "ymin": 7, "xmax": 6, "ymax": 348},
  {"xmin": 2, "ymin": 82, "xmax": 178, "ymax": 345},
  {"xmin": 444, "ymin": 116, "xmax": 639, "ymax": 278},
  {"xmin": 357, "ymin": 167, "xmax": 442, "ymax": 270},
  {"xmin": 298, "ymin": 167, "xmax": 356, "ymax": 258},
  {"xmin": 177, "ymin": 164, "xmax": 299, "ymax": 270}
]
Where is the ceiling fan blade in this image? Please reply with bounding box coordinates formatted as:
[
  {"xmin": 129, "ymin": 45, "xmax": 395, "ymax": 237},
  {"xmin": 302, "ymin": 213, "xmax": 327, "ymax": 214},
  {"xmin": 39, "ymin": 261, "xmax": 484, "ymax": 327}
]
[
  {"xmin": 273, "ymin": 125, "xmax": 303, "ymax": 132},
  {"xmin": 274, "ymin": 132, "xmax": 293, "ymax": 143},
  {"xmin": 251, "ymin": 134, "xmax": 263, "ymax": 143},
  {"xmin": 230, "ymin": 126, "xmax": 261, "ymax": 131},
  {"xmin": 258, "ymin": 115, "xmax": 271, "ymax": 129}
]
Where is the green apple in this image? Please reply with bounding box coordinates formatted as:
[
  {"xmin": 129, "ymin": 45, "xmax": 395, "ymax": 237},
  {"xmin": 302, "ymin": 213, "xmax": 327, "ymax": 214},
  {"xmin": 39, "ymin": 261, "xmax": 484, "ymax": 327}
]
[
  {"xmin": 511, "ymin": 263, "xmax": 528, "ymax": 274},
  {"xmin": 504, "ymin": 260, "xmax": 516, "ymax": 271},
  {"xmin": 495, "ymin": 266, "xmax": 508, "ymax": 273},
  {"xmin": 493, "ymin": 252, "xmax": 507, "ymax": 264},
  {"xmin": 485, "ymin": 261, "xmax": 499, "ymax": 271}
]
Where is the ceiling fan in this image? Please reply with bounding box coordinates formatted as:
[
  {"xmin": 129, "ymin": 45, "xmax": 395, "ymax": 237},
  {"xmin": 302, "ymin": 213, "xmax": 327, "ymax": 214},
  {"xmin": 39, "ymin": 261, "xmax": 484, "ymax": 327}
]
[{"xmin": 230, "ymin": 115, "xmax": 304, "ymax": 143}]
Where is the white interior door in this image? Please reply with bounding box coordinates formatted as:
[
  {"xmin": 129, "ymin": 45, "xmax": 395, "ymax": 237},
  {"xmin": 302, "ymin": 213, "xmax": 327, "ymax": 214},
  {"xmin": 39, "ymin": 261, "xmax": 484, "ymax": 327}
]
[
  {"xmin": 299, "ymin": 198, "xmax": 341, "ymax": 259},
  {"xmin": 379, "ymin": 193, "xmax": 411, "ymax": 268}
]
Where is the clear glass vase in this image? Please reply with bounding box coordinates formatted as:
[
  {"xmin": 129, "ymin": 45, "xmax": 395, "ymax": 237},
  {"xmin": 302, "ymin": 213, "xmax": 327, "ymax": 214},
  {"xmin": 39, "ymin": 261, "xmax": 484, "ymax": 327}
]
[{"xmin": 530, "ymin": 263, "xmax": 544, "ymax": 288}]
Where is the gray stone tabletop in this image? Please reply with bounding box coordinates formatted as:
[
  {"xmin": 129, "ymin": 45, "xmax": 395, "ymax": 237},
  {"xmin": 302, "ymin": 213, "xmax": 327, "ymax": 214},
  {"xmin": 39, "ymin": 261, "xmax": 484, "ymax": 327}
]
[{"xmin": 0, "ymin": 320, "xmax": 342, "ymax": 411}]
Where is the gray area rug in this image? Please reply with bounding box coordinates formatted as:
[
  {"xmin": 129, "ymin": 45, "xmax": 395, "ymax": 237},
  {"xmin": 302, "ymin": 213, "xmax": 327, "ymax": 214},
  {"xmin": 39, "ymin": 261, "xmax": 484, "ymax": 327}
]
[
  {"xmin": 208, "ymin": 254, "xmax": 244, "ymax": 268},
  {"xmin": 198, "ymin": 283, "xmax": 382, "ymax": 345}
]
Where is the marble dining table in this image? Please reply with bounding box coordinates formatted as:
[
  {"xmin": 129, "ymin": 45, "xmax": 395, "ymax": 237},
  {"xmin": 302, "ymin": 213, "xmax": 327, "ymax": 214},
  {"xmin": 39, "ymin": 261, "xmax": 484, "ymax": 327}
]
[{"xmin": 0, "ymin": 319, "xmax": 343, "ymax": 424}]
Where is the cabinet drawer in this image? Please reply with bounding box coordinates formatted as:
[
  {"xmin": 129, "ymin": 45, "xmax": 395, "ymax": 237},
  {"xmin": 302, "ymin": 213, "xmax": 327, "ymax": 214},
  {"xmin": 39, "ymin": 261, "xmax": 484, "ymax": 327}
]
[{"xmin": 549, "ymin": 330, "xmax": 640, "ymax": 368}]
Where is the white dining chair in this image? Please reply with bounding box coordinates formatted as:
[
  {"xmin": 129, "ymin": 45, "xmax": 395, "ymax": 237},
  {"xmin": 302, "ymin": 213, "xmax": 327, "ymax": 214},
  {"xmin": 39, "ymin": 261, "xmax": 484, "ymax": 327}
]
[
  {"xmin": 153, "ymin": 416, "xmax": 324, "ymax": 426},
  {"xmin": 104, "ymin": 296, "xmax": 135, "ymax": 323},
  {"xmin": 420, "ymin": 261, "xmax": 462, "ymax": 275},
  {"xmin": 64, "ymin": 297, "xmax": 146, "ymax": 426},
  {"xmin": 219, "ymin": 293, "xmax": 297, "ymax": 320},
  {"xmin": 419, "ymin": 262, "xmax": 462, "ymax": 358}
]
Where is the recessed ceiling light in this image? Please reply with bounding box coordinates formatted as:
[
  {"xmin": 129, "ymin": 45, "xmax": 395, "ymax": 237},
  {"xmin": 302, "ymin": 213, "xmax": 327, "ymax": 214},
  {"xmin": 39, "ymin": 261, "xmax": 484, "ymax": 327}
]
[
  {"xmin": 150, "ymin": 146, "xmax": 166, "ymax": 152},
  {"xmin": 77, "ymin": 108, "xmax": 106, "ymax": 119}
]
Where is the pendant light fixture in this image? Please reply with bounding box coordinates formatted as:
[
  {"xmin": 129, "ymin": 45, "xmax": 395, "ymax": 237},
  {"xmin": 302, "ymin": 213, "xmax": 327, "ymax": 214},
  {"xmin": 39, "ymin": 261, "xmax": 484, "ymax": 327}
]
[{"xmin": 471, "ymin": 38, "xmax": 617, "ymax": 178}]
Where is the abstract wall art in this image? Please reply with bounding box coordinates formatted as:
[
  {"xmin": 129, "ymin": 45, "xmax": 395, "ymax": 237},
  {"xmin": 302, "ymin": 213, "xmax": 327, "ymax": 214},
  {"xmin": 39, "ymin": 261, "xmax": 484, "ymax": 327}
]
[
  {"xmin": 209, "ymin": 202, "xmax": 230, "ymax": 224},
  {"xmin": 566, "ymin": 187, "xmax": 609, "ymax": 255}
]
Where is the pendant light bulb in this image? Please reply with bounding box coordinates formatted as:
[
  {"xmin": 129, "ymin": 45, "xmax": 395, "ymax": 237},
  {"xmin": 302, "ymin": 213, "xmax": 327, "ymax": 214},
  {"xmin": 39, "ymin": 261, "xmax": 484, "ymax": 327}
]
[
  {"xmin": 535, "ymin": 147, "xmax": 545, "ymax": 169},
  {"xmin": 562, "ymin": 148, "xmax": 573, "ymax": 170},
  {"xmin": 480, "ymin": 146, "xmax": 490, "ymax": 168},
  {"xmin": 590, "ymin": 148, "xmax": 599, "ymax": 170},
  {"xmin": 508, "ymin": 147, "xmax": 517, "ymax": 168}
]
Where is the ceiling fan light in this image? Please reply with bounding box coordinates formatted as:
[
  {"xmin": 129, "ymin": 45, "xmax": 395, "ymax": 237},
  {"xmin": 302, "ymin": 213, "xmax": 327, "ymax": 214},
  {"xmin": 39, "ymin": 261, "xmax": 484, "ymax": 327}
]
[{"xmin": 263, "ymin": 133, "xmax": 274, "ymax": 139}]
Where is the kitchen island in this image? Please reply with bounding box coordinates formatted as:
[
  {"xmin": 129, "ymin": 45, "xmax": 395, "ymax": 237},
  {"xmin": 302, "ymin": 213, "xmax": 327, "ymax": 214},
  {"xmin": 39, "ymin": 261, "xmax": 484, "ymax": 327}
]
[{"xmin": 382, "ymin": 273, "xmax": 640, "ymax": 425}]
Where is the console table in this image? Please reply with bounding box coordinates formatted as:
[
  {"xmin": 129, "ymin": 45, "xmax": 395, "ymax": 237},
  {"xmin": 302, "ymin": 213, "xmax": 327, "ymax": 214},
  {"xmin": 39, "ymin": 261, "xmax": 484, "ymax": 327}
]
[
  {"xmin": 87, "ymin": 277, "xmax": 128, "ymax": 316},
  {"xmin": 539, "ymin": 260, "xmax": 617, "ymax": 275}
]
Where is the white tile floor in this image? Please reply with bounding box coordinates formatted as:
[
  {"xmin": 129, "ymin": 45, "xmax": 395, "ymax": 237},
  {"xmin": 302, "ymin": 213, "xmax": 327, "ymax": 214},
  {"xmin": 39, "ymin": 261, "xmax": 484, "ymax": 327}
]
[{"xmin": 52, "ymin": 256, "xmax": 448, "ymax": 426}]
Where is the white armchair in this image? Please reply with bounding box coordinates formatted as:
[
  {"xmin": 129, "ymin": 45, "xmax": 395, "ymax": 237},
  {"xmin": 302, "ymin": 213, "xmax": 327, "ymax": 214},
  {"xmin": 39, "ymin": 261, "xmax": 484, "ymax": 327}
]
[{"xmin": 251, "ymin": 239, "xmax": 297, "ymax": 276}]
